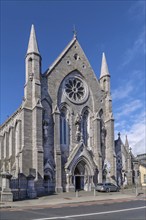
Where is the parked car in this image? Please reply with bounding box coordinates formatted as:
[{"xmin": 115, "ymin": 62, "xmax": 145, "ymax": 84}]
[{"xmin": 96, "ymin": 183, "xmax": 120, "ymax": 192}]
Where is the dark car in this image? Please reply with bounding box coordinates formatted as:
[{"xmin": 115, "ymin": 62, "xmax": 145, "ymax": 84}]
[{"xmin": 96, "ymin": 183, "xmax": 120, "ymax": 192}]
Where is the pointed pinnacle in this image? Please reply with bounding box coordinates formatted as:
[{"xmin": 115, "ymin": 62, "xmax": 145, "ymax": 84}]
[
  {"xmin": 118, "ymin": 132, "xmax": 121, "ymax": 139},
  {"xmin": 125, "ymin": 135, "xmax": 129, "ymax": 147},
  {"xmin": 100, "ymin": 52, "xmax": 110, "ymax": 79},
  {"xmin": 27, "ymin": 24, "xmax": 40, "ymax": 55}
]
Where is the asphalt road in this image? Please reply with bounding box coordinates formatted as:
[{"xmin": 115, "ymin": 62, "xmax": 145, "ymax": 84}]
[{"xmin": 1, "ymin": 199, "xmax": 146, "ymax": 220}]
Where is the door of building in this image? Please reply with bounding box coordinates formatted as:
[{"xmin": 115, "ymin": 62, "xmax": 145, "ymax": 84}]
[{"xmin": 75, "ymin": 175, "xmax": 84, "ymax": 190}]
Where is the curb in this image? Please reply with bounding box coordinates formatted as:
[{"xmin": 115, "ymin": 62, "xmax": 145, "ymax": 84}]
[{"xmin": 0, "ymin": 195, "xmax": 138, "ymax": 209}]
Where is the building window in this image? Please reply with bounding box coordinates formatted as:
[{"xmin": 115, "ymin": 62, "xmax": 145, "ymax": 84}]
[
  {"xmin": 64, "ymin": 76, "xmax": 89, "ymax": 104},
  {"xmin": 9, "ymin": 129, "xmax": 13, "ymax": 157},
  {"xmin": 103, "ymin": 79, "xmax": 106, "ymax": 91},
  {"xmin": 15, "ymin": 122, "xmax": 21, "ymax": 156},
  {"xmin": 144, "ymin": 174, "xmax": 146, "ymax": 183},
  {"xmin": 60, "ymin": 108, "xmax": 69, "ymax": 146},
  {"xmin": 74, "ymin": 53, "xmax": 79, "ymax": 60},
  {"xmin": 28, "ymin": 57, "xmax": 32, "ymax": 69},
  {"xmin": 82, "ymin": 110, "xmax": 89, "ymax": 146},
  {"xmin": 65, "ymin": 78, "xmax": 85, "ymax": 101},
  {"xmin": 4, "ymin": 134, "xmax": 6, "ymax": 159}
]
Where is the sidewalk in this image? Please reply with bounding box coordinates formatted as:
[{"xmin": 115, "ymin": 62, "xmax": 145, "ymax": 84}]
[{"xmin": 0, "ymin": 187, "xmax": 145, "ymax": 209}]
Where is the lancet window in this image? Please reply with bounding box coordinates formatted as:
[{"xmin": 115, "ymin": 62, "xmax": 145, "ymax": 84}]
[
  {"xmin": 15, "ymin": 122, "xmax": 21, "ymax": 156},
  {"xmin": 9, "ymin": 129, "xmax": 13, "ymax": 158},
  {"xmin": 82, "ymin": 110, "xmax": 90, "ymax": 146},
  {"xmin": 60, "ymin": 107, "xmax": 69, "ymax": 146},
  {"xmin": 3, "ymin": 133, "xmax": 7, "ymax": 159}
]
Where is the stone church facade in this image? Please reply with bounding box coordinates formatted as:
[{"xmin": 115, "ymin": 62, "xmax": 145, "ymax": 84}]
[
  {"xmin": 0, "ymin": 25, "xmax": 137, "ymax": 200},
  {"xmin": 115, "ymin": 133, "xmax": 140, "ymax": 188}
]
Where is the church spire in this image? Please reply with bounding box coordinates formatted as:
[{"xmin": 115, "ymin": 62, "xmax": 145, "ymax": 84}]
[
  {"xmin": 125, "ymin": 135, "xmax": 129, "ymax": 148},
  {"xmin": 24, "ymin": 25, "xmax": 41, "ymax": 108},
  {"xmin": 26, "ymin": 24, "xmax": 40, "ymax": 55},
  {"xmin": 99, "ymin": 52, "xmax": 111, "ymax": 93},
  {"xmin": 100, "ymin": 52, "xmax": 110, "ymax": 79}
]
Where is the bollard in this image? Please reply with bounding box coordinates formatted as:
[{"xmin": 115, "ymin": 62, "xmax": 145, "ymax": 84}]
[
  {"xmin": 121, "ymin": 185, "xmax": 124, "ymax": 194},
  {"xmin": 135, "ymin": 183, "xmax": 138, "ymax": 196},
  {"xmin": 94, "ymin": 188, "xmax": 96, "ymax": 196},
  {"xmin": 76, "ymin": 190, "xmax": 79, "ymax": 197}
]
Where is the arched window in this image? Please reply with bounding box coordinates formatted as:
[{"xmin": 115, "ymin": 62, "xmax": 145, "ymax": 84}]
[
  {"xmin": 60, "ymin": 107, "xmax": 69, "ymax": 146},
  {"xmin": 3, "ymin": 133, "xmax": 7, "ymax": 159},
  {"xmin": 15, "ymin": 122, "xmax": 21, "ymax": 156},
  {"xmin": 28, "ymin": 57, "xmax": 32, "ymax": 70},
  {"xmin": 0, "ymin": 136, "xmax": 4, "ymax": 160},
  {"xmin": 9, "ymin": 129, "xmax": 13, "ymax": 158},
  {"xmin": 82, "ymin": 110, "xmax": 89, "ymax": 146},
  {"xmin": 103, "ymin": 79, "xmax": 106, "ymax": 91}
]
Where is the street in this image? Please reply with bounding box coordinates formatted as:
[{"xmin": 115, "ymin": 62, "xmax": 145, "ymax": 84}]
[{"xmin": 1, "ymin": 199, "xmax": 146, "ymax": 220}]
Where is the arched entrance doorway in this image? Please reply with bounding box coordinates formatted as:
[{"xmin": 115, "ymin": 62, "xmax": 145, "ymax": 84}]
[
  {"xmin": 74, "ymin": 165, "xmax": 84, "ymax": 190},
  {"xmin": 74, "ymin": 160, "xmax": 91, "ymax": 191}
]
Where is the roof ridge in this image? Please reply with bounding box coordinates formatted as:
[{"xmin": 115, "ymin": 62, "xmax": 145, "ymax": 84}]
[{"xmin": 45, "ymin": 37, "xmax": 77, "ymax": 76}]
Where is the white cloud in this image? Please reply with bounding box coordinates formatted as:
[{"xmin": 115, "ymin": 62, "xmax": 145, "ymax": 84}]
[
  {"xmin": 133, "ymin": 138, "xmax": 146, "ymax": 156},
  {"xmin": 114, "ymin": 99, "xmax": 143, "ymax": 120},
  {"xmin": 114, "ymin": 1, "xmax": 146, "ymax": 155},
  {"xmin": 114, "ymin": 120, "xmax": 126, "ymax": 130},
  {"xmin": 115, "ymin": 111, "xmax": 146, "ymax": 156},
  {"xmin": 122, "ymin": 29, "xmax": 145, "ymax": 66},
  {"xmin": 112, "ymin": 82, "xmax": 133, "ymax": 101}
]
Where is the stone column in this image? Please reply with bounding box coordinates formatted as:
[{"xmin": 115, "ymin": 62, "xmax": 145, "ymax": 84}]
[
  {"xmin": 8, "ymin": 159, "xmax": 11, "ymax": 174},
  {"xmin": 133, "ymin": 161, "xmax": 140, "ymax": 186},
  {"xmin": 127, "ymin": 156, "xmax": 132, "ymax": 185},
  {"xmin": 74, "ymin": 176, "xmax": 76, "ymax": 190},
  {"xmin": 3, "ymin": 160, "xmax": 6, "ymax": 172},
  {"xmin": 66, "ymin": 173, "xmax": 75, "ymax": 192},
  {"xmin": 27, "ymin": 174, "xmax": 37, "ymax": 199},
  {"xmin": 93, "ymin": 115, "xmax": 102, "ymax": 183},
  {"xmin": 32, "ymin": 106, "xmax": 44, "ymax": 179},
  {"xmin": 98, "ymin": 158, "xmax": 103, "ymax": 183},
  {"xmin": 32, "ymin": 106, "xmax": 45, "ymax": 196},
  {"xmin": 53, "ymin": 107, "xmax": 63, "ymax": 193},
  {"xmin": 105, "ymin": 118, "xmax": 116, "ymax": 184},
  {"xmin": 90, "ymin": 176, "xmax": 95, "ymax": 190},
  {"xmin": 0, "ymin": 172, "xmax": 13, "ymax": 202}
]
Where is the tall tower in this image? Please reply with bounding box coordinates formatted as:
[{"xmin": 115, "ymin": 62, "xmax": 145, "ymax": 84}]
[
  {"xmin": 24, "ymin": 24, "xmax": 42, "ymax": 108},
  {"xmin": 100, "ymin": 53, "xmax": 116, "ymax": 183},
  {"xmin": 23, "ymin": 25, "xmax": 44, "ymax": 194}
]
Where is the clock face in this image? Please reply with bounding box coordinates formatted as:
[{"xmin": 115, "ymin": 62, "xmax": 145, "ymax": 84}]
[{"xmin": 64, "ymin": 77, "xmax": 89, "ymax": 104}]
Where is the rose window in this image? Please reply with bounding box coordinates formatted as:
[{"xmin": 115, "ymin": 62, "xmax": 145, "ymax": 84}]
[{"xmin": 64, "ymin": 77, "xmax": 88, "ymax": 103}]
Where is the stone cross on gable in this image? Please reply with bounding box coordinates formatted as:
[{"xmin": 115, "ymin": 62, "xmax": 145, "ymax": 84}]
[{"xmin": 73, "ymin": 25, "xmax": 77, "ymax": 38}]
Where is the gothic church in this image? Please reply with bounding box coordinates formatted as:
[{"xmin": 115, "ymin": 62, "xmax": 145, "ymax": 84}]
[{"xmin": 0, "ymin": 25, "xmax": 135, "ymax": 200}]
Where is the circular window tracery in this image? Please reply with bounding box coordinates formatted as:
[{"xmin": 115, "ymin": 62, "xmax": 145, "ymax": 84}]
[{"xmin": 64, "ymin": 77, "xmax": 88, "ymax": 104}]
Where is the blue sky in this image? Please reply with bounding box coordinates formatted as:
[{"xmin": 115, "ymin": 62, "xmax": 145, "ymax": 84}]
[{"xmin": 0, "ymin": 0, "xmax": 145, "ymax": 155}]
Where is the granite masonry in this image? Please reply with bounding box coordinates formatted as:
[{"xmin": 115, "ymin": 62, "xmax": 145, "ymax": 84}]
[{"xmin": 0, "ymin": 25, "xmax": 139, "ymax": 201}]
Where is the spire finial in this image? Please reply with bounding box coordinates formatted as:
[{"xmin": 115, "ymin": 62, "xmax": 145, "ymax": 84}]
[
  {"xmin": 73, "ymin": 24, "xmax": 77, "ymax": 39},
  {"xmin": 26, "ymin": 24, "xmax": 40, "ymax": 55},
  {"xmin": 100, "ymin": 52, "xmax": 110, "ymax": 79},
  {"xmin": 118, "ymin": 132, "xmax": 121, "ymax": 138}
]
